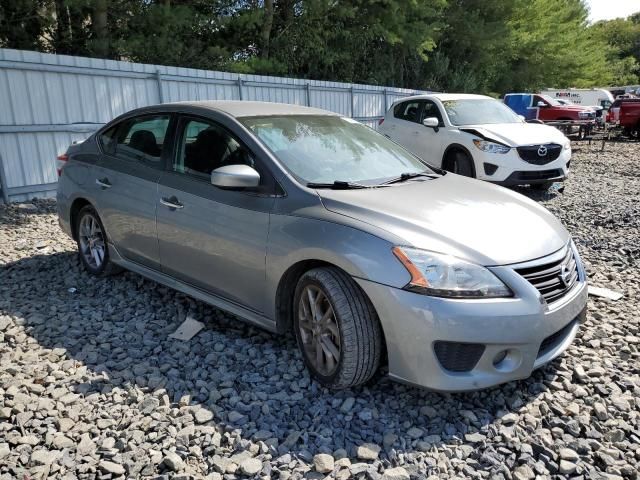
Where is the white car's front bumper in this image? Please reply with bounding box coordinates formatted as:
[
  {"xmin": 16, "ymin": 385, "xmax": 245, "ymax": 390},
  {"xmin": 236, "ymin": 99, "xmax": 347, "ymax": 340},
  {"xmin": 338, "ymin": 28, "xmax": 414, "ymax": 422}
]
[{"xmin": 473, "ymin": 146, "xmax": 571, "ymax": 185}]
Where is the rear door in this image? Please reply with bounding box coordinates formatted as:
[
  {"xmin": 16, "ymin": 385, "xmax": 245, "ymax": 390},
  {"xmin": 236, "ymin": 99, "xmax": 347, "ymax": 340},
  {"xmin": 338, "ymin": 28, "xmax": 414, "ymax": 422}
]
[
  {"xmin": 156, "ymin": 114, "xmax": 276, "ymax": 312},
  {"xmin": 94, "ymin": 113, "xmax": 173, "ymax": 270}
]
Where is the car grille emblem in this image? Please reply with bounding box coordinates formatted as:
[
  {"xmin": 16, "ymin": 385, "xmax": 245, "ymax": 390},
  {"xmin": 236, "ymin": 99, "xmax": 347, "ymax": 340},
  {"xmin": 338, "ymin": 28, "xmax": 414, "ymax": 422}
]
[
  {"xmin": 559, "ymin": 264, "xmax": 571, "ymax": 287},
  {"xmin": 537, "ymin": 145, "xmax": 548, "ymax": 157}
]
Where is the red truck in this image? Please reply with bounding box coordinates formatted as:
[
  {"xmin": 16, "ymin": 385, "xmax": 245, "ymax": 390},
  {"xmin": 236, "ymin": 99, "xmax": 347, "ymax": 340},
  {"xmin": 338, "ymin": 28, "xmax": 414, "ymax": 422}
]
[
  {"xmin": 618, "ymin": 99, "xmax": 640, "ymax": 139},
  {"xmin": 504, "ymin": 93, "xmax": 597, "ymax": 122}
]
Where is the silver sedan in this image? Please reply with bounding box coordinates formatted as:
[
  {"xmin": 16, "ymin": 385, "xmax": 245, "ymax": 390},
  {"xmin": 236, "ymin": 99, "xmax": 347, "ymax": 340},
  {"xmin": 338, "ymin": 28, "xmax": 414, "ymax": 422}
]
[{"xmin": 57, "ymin": 101, "xmax": 588, "ymax": 391}]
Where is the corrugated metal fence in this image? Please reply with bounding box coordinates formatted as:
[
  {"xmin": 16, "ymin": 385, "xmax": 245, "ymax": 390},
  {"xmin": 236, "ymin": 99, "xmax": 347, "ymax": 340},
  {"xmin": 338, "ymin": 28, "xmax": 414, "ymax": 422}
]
[{"xmin": 0, "ymin": 48, "xmax": 426, "ymax": 203}]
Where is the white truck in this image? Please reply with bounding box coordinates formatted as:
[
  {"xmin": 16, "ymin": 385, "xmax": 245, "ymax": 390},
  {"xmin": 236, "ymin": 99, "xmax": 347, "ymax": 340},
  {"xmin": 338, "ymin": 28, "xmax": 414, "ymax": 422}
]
[{"xmin": 540, "ymin": 88, "xmax": 614, "ymax": 110}]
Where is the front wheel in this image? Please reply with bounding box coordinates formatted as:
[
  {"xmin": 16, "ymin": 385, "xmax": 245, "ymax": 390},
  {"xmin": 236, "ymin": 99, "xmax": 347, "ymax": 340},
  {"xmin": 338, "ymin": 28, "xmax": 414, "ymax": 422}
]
[
  {"xmin": 293, "ymin": 267, "xmax": 383, "ymax": 389},
  {"xmin": 445, "ymin": 151, "xmax": 475, "ymax": 177}
]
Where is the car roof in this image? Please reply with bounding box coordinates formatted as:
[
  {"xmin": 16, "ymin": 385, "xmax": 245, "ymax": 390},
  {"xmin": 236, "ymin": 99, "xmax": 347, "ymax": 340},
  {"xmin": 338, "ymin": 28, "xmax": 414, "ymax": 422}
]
[
  {"xmin": 162, "ymin": 100, "xmax": 338, "ymax": 118},
  {"xmin": 393, "ymin": 93, "xmax": 492, "ymax": 104}
]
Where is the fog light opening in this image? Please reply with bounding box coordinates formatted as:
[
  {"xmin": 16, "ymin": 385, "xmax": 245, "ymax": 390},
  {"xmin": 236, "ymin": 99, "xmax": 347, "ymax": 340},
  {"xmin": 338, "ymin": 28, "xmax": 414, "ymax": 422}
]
[
  {"xmin": 492, "ymin": 349, "xmax": 522, "ymax": 373},
  {"xmin": 493, "ymin": 350, "xmax": 508, "ymax": 366}
]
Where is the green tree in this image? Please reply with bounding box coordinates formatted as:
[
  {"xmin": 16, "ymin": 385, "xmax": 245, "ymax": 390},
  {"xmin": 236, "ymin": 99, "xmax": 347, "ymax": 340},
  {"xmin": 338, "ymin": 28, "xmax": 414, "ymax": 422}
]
[{"xmin": 590, "ymin": 15, "xmax": 640, "ymax": 85}]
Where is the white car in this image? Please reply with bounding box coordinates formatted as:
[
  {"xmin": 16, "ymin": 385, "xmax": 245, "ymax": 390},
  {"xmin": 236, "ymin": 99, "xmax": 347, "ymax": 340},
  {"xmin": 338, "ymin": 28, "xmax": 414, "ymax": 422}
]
[{"xmin": 378, "ymin": 93, "xmax": 572, "ymax": 189}]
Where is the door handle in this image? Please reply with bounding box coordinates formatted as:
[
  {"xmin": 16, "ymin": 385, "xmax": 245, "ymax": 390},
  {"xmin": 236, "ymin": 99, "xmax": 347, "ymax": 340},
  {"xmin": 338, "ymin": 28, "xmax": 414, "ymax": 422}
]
[
  {"xmin": 95, "ymin": 178, "xmax": 111, "ymax": 189},
  {"xmin": 412, "ymin": 131, "xmax": 421, "ymax": 135},
  {"xmin": 160, "ymin": 196, "xmax": 184, "ymax": 210}
]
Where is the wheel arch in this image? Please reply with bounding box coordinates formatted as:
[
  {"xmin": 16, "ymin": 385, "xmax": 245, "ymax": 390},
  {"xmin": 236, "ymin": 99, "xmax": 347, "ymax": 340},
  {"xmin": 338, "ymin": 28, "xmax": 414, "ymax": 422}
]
[
  {"xmin": 442, "ymin": 143, "xmax": 477, "ymax": 176},
  {"xmin": 275, "ymin": 259, "xmax": 389, "ymax": 368},
  {"xmin": 69, "ymin": 197, "xmax": 93, "ymax": 241}
]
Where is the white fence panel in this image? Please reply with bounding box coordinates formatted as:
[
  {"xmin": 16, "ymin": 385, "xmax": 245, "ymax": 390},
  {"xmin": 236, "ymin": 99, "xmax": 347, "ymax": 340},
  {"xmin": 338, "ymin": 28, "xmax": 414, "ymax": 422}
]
[{"xmin": 0, "ymin": 48, "xmax": 426, "ymax": 202}]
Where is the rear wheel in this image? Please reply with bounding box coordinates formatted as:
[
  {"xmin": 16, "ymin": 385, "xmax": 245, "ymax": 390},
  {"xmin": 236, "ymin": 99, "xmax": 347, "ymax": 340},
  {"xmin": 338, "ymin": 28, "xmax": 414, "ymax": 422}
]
[
  {"xmin": 445, "ymin": 150, "xmax": 475, "ymax": 177},
  {"xmin": 293, "ymin": 267, "xmax": 383, "ymax": 389},
  {"xmin": 75, "ymin": 205, "xmax": 121, "ymax": 276}
]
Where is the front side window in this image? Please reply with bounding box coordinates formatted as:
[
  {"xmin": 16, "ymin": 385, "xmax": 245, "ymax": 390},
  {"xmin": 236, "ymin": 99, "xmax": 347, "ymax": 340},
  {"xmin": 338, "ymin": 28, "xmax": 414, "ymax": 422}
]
[
  {"xmin": 418, "ymin": 100, "xmax": 443, "ymax": 125},
  {"xmin": 442, "ymin": 99, "xmax": 522, "ymax": 126},
  {"xmin": 174, "ymin": 118, "xmax": 255, "ymax": 181},
  {"xmin": 393, "ymin": 101, "xmax": 421, "ymax": 123},
  {"xmin": 102, "ymin": 115, "xmax": 170, "ymax": 165},
  {"xmin": 241, "ymin": 115, "xmax": 431, "ymax": 185}
]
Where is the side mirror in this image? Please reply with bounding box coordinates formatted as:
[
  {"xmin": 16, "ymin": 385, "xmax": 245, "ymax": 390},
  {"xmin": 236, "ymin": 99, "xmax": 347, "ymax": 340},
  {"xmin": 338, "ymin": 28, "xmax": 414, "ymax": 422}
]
[
  {"xmin": 537, "ymin": 101, "xmax": 547, "ymax": 108},
  {"xmin": 422, "ymin": 117, "xmax": 440, "ymax": 132},
  {"xmin": 211, "ymin": 164, "xmax": 260, "ymax": 189}
]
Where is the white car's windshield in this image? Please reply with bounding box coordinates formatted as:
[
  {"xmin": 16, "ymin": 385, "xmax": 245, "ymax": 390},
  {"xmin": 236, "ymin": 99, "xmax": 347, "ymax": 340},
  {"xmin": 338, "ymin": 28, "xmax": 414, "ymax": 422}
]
[
  {"xmin": 442, "ymin": 99, "xmax": 523, "ymax": 126},
  {"xmin": 241, "ymin": 115, "xmax": 431, "ymax": 184}
]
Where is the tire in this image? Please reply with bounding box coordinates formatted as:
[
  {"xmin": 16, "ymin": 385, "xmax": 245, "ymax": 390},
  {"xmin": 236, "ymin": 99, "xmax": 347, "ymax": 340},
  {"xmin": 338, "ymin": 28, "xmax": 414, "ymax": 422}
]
[
  {"xmin": 293, "ymin": 267, "xmax": 383, "ymax": 389},
  {"xmin": 447, "ymin": 150, "xmax": 474, "ymax": 177},
  {"xmin": 531, "ymin": 181, "xmax": 554, "ymax": 191},
  {"xmin": 75, "ymin": 205, "xmax": 121, "ymax": 276}
]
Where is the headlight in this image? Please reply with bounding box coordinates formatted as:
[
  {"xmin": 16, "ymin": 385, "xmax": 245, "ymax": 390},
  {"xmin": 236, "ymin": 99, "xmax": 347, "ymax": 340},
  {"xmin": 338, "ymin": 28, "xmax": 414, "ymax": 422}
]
[
  {"xmin": 472, "ymin": 139, "xmax": 511, "ymax": 154},
  {"xmin": 392, "ymin": 247, "xmax": 512, "ymax": 298}
]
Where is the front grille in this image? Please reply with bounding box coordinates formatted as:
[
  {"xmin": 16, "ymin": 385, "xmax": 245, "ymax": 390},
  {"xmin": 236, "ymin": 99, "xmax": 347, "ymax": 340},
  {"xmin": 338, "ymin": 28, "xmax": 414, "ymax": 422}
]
[
  {"xmin": 538, "ymin": 320, "xmax": 577, "ymax": 357},
  {"xmin": 433, "ymin": 342, "xmax": 485, "ymax": 372},
  {"xmin": 517, "ymin": 144, "xmax": 562, "ymax": 165},
  {"xmin": 515, "ymin": 247, "xmax": 579, "ymax": 304},
  {"xmin": 515, "ymin": 169, "xmax": 563, "ymax": 181}
]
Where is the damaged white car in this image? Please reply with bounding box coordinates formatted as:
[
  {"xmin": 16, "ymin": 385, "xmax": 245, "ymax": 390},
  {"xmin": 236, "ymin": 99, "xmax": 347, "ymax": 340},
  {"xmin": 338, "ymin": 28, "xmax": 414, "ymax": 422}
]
[{"xmin": 378, "ymin": 93, "xmax": 572, "ymax": 190}]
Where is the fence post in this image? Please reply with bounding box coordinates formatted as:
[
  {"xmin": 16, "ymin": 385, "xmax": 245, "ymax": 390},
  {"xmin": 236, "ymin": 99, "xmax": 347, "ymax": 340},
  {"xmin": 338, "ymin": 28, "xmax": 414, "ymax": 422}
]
[
  {"xmin": 350, "ymin": 86, "xmax": 355, "ymax": 118},
  {"xmin": 306, "ymin": 83, "xmax": 311, "ymax": 106},
  {"xmin": 237, "ymin": 77, "xmax": 244, "ymax": 100},
  {"xmin": 383, "ymin": 88, "xmax": 388, "ymax": 111},
  {"xmin": 155, "ymin": 70, "xmax": 164, "ymax": 103},
  {"xmin": 0, "ymin": 153, "xmax": 9, "ymax": 204}
]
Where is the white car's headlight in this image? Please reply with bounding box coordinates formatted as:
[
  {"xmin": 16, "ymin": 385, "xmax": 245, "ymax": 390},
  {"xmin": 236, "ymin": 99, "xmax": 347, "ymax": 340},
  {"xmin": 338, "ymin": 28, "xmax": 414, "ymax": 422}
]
[
  {"xmin": 393, "ymin": 247, "xmax": 512, "ymax": 298},
  {"xmin": 472, "ymin": 139, "xmax": 511, "ymax": 154}
]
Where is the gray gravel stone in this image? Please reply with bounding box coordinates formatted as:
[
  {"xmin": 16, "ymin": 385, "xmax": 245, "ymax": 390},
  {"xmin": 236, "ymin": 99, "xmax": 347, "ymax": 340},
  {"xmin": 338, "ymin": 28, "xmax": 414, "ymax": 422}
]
[
  {"xmin": 313, "ymin": 453, "xmax": 334, "ymax": 473},
  {"xmin": 99, "ymin": 460, "xmax": 126, "ymax": 475},
  {"xmin": 239, "ymin": 457, "xmax": 263, "ymax": 475},
  {"xmin": 163, "ymin": 451, "xmax": 185, "ymax": 472}
]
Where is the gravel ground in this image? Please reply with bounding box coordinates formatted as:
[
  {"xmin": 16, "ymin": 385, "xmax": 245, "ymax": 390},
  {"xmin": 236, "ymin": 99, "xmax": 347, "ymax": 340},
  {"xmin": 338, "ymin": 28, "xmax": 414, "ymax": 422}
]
[{"xmin": 1, "ymin": 140, "xmax": 639, "ymax": 480}]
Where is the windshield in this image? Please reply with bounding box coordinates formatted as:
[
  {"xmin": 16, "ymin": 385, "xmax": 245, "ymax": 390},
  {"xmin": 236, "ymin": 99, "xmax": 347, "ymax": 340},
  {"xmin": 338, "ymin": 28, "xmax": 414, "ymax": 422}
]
[
  {"xmin": 240, "ymin": 115, "xmax": 431, "ymax": 184},
  {"xmin": 539, "ymin": 95, "xmax": 561, "ymax": 106},
  {"xmin": 442, "ymin": 99, "xmax": 522, "ymax": 126}
]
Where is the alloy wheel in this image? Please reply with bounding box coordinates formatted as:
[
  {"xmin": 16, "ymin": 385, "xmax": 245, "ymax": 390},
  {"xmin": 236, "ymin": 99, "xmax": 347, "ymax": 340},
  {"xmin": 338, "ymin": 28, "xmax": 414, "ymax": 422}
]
[
  {"xmin": 78, "ymin": 214, "xmax": 106, "ymax": 269},
  {"xmin": 297, "ymin": 284, "xmax": 341, "ymax": 376}
]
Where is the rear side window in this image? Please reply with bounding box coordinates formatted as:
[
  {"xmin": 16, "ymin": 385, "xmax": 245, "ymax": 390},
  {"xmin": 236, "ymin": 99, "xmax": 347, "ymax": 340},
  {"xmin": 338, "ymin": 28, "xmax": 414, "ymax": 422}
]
[
  {"xmin": 98, "ymin": 126, "xmax": 117, "ymax": 155},
  {"xmin": 393, "ymin": 101, "xmax": 421, "ymax": 123},
  {"xmin": 99, "ymin": 115, "xmax": 171, "ymax": 166},
  {"xmin": 116, "ymin": 115, "xmax": 170, "ymax": 164}
]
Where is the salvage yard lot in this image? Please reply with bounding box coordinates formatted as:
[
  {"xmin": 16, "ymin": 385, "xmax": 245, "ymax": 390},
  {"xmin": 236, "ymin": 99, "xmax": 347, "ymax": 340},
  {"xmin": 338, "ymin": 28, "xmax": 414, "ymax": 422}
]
[{"xmin": 1, "ymin": 141, "xmax": 639, "ymax": 479}]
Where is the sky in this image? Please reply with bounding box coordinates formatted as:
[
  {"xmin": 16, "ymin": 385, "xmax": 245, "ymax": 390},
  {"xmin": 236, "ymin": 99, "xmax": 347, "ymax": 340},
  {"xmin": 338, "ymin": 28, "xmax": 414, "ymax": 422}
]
[{"xmin": 586, "ymin": 0, "xmax": 640, "ymax": 22}]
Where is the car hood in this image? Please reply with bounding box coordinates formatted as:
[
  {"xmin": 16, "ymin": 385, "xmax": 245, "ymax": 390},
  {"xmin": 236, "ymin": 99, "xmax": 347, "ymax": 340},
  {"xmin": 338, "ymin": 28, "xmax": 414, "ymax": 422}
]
[
  {"xmin": 460, "ymin": 123, "xmax": 569, "ymax": 147},
  {"xmin": 318, "ymin": 174, "xmax": 569, "ymax": 266}
]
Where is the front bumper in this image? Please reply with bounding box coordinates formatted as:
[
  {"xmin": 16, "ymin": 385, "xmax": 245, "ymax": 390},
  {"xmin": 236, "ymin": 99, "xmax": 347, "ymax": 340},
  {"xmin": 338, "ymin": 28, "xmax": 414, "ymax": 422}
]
[
  {"xmin": 356, "ymin": 246, "xmax": 588, "ymax": 391},
  {"xmin": 474, "ymin": 146, "xmax": 570, "ymax": 185}
]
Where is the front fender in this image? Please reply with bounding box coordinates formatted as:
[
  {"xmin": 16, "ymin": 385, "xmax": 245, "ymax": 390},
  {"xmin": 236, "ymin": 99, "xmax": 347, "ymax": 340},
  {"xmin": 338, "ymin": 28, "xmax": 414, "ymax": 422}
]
[{"xmin": 264, "ymin": 213, "xmax": 411, "ymax": 320}]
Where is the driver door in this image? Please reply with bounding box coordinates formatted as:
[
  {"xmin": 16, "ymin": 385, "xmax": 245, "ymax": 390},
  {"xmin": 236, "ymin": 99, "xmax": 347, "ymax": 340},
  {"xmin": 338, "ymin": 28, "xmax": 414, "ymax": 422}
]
[{"xmin": 156, "ymin": 114, "xmax": 276, "ymax": 313}]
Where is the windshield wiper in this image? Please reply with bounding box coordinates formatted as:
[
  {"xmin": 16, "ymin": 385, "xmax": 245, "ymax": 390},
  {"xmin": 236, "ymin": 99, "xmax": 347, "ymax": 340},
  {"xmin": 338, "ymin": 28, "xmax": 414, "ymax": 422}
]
[
  {"xmin": 307, "ymin": 181, "xmax": 373, "ymax": 190},
  {"xmin": 380, "ymin": 171, "xmax": 440, "ymax": 185}
]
